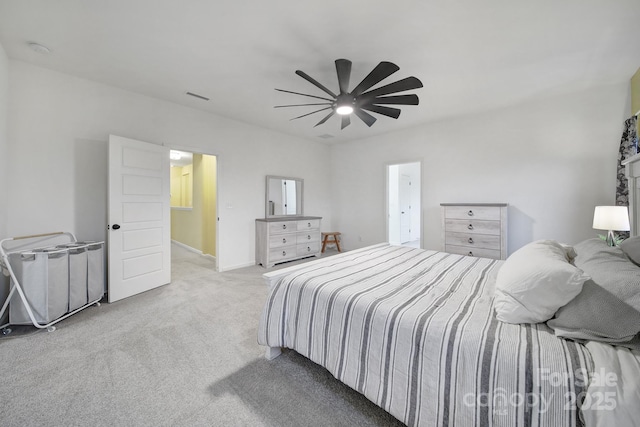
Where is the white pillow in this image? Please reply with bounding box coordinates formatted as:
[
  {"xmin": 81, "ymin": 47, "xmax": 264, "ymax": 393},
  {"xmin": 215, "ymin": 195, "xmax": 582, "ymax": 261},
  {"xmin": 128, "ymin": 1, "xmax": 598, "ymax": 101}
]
[{"xmin": 494, "ymin": 240, "xmax": 589, "ymax": 324}]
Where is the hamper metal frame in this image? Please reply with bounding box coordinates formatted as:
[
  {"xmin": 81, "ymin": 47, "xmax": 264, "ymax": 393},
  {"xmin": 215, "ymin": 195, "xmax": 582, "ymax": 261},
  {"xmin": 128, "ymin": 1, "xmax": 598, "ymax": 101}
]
[{"xmin": 0, "ymin": 231, "xmax": 103, "ymax": 333}]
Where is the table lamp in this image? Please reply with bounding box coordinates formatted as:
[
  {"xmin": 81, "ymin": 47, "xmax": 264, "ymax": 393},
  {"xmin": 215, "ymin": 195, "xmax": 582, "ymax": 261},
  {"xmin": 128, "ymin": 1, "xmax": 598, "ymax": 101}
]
[{"xmin": 592, "ymin": 205, "xmax": 630, "ymax": 246}]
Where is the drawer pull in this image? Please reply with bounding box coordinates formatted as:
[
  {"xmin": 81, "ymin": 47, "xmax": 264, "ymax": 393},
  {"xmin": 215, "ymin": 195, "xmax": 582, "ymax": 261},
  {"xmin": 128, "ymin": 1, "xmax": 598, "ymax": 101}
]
[
  {"xmin": 468, "ymin": 251, "xmax": 474, "ymax": 256},
  {"xmin": 282, "ymin": 250, "xmax": 286, "ymax": 256},
  {"xmin": 308, "ymin": 222, "xmax": 311, "ymax": 227},
  {"xmin": 467, "ymin": 224, "xmax": 474, "ymax": 230},
  {"xmin": 468, "ymin": 237, "xmax": 474, "ymax": 244},
  {"xmin": 307, "ymin": 246, "xmax": 311, "ymax": 251},
  {"xmin": 282, "ymin": 224, "xmax": 287, "ymax": 229},
  {"xmin": 307, "ymin": 235, "xmax": 311, "ymax": 240},
  {"xmin": 282, "ymin": 238, "xmax": 287, "ymax": 244},
  {"xmin": 467, "ymin": 210, "xmax": 474, "ymax": 217}
]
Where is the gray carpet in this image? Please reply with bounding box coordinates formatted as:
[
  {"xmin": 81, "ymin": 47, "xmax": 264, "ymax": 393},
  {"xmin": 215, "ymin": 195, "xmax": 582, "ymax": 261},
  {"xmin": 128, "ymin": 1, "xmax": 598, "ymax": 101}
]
[{"xmin": 0, "ymin": 244, "xmax": 404, "ymax": 427}]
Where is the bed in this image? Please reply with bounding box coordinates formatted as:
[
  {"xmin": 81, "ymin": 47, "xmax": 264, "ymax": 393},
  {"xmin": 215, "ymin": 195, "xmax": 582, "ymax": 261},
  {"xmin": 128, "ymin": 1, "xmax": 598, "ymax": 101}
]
[{"xmin": 257, "ymin": 240, "xmax": 640, "ymax": 426}]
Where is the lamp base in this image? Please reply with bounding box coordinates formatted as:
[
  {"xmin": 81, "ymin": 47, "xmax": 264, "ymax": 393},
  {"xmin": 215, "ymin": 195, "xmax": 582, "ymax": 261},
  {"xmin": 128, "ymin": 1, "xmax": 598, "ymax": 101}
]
[{"xmin": 606, "ymin": 230, "xmax": 616, "ymax": 247}]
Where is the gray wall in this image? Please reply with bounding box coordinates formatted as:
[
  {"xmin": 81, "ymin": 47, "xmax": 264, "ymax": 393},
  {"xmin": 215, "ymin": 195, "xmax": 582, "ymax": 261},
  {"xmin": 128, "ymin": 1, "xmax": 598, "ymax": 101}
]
[
  {"xmin": 5, "ymin": 60, "xmax": 333, "ymax": 271},
  {"xmin": 330, "ymin": 82, "xmax": 631, "ymax": 254},
  {"xmin": 2, "ymin": 51, "xmax": 634, "ymax": 270}
]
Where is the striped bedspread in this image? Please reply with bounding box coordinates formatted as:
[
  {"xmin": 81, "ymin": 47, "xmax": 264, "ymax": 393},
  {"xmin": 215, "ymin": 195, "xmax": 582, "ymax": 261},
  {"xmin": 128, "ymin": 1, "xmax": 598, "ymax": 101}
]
[{"xmin": 258, "ymin": 244, "xmax": 594, "ymax": 427}]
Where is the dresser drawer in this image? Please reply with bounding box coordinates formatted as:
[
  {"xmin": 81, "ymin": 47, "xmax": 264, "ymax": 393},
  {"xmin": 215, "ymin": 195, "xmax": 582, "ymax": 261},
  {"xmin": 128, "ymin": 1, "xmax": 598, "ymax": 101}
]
[
  {"xmin": 268, "ymin": 234, "xmax": 296, "ymax": 249},
  {"xmin": 444, "ymin": 206, "xmax": 501, "ymax": 221},
  {"xmin": 445, "ymin": 232, "xmax": 501, "ymax": 250},
  {"xmin": 269, "ymin": 247, "xmax": 296, "ymax": 262},
  {"xmin": 297, "ymin": 219, "xmax": 320, "ymax": 230},
  {"xmin": 297, "ymin": 242, "xmax": 320, "ymax": 256},
  {"xmin": 445, "ymin": 245, "xmax": 502, "ymax": 260},
  {"xmin": 269, "ymin": 221, "xmax": 297, "ymax": 235},
  {"xmin": 297, "ymin": 231, "xmax": 321, "ymax": 244},
  {"xmin": 444, "ymin": 219, "xmax": 501, "ymax": 235}
]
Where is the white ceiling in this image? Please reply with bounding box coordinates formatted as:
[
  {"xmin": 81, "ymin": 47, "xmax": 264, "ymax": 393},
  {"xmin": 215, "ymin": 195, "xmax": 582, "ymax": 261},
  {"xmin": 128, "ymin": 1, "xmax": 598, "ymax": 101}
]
[
  {"xmin": 170, "ymin": 150, "xmax": 193, "ymax": 168},
  {"xmin": 1, "ymin": 0, "xmax": 639, "ymax": 144}
]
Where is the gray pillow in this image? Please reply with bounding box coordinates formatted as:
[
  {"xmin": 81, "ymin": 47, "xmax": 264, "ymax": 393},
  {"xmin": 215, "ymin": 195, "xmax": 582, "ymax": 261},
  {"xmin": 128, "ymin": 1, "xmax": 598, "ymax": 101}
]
[
  {"xmin": 619, "ymin": 235, "xmax": 640, "ymax": 266},
  {"xmin": 547, "ymin": 238, "xmax": 640, "ymax": 349}
]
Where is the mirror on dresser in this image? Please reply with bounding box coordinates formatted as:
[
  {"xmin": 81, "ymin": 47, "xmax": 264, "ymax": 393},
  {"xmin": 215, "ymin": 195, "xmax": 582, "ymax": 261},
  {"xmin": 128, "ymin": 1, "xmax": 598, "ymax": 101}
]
[{"xmin": 266, "ymin": 175, "xmax": 303, "ymax": 217}]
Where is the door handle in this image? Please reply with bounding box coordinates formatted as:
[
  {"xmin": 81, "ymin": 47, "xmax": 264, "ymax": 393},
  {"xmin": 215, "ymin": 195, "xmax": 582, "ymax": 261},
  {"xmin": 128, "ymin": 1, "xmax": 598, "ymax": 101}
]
[{"xmin": 112, "ymin": 224, "xmax": 121, "ymax": 230}]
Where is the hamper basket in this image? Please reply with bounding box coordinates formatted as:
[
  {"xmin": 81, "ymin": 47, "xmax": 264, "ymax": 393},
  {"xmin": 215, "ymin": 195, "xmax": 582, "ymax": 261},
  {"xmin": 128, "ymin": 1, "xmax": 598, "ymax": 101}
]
[{"xmin": 9, "ymin": 248, "xmax": 69, "ymax": 325}]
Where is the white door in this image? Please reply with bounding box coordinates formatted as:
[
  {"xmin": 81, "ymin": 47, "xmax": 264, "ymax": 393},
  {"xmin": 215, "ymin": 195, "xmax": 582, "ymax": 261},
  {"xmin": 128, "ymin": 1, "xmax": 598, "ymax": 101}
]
[
  {"xmin": 108, "ymin": 135, "xmax": 171, "ymax": 303},
  {"xmin": 399, "ymin": 174, "xmax": 411, "ymax": 243}
]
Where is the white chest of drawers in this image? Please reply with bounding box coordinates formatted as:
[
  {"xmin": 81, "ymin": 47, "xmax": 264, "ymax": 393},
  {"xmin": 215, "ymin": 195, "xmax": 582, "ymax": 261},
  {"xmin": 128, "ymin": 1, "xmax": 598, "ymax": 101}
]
[
  {"xmin": 256, "ymin": 216, "xmax": 322, "ymax": 268},
  {"xmin": 441, "ymin": 203, "xmax": 508, "ymax": 260}
]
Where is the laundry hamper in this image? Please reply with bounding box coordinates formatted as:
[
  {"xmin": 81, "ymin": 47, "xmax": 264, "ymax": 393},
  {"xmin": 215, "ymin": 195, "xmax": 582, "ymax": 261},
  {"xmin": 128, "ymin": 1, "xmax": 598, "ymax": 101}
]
[
  {"xmin": 56, "ymin": 243, "xmax": 88, "ymax": 311},
  {"xmin": 1, "ymin": 232, "xmax": 105, "ymax": 333},
  {"xmin": 9, "ymin": 248, "xmax": 69, "ymax": 325},
  {"xmin": 83, "ymin": 241, "xmax": 105, "ymax": 303}
]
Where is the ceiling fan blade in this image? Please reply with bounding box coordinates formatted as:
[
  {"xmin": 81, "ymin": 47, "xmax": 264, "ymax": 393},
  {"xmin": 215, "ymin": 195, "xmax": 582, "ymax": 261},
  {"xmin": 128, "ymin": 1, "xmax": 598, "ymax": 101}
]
[
  {"xmin": 290, "ymin": 106, "xmax": 332, "ymax": 120},
  {"xmin": 350, "ymin": 61, "xmax": 400, "ymax": 97},
  {"xmin": 275, "ymin": 88, "xmax": 334, "ymax": 102},
  {"xmin": 274, "ymin": 102, "xmax": 333, "ymax": 108},
  {"xmin": 360, "ymin": 76, "xmax": 423, "ymax": 98},
  {"xmin": 360, "ymin": 104, "xmax": 401, "ymax": 119},
  {"xmin": 295, "ymin": 70, "xmax": 337, "ymax": 98},
  {"xmin": 314, "ymin": 110, "xmax": 336, "ymax": 127},
  {"xmin": 353, "ymin": 108, "xmax": 377, "ymax": 127},
  {"xmin": 335, "ymin": 59, "xmax": 352, "ymax": 94},
  {"xmin": 360, "ymin": 94, "xmax": 419, "ymax": 106},
  {"xmin": 341, "ymin": 115, "xmax": 351, "ymax": 129}
]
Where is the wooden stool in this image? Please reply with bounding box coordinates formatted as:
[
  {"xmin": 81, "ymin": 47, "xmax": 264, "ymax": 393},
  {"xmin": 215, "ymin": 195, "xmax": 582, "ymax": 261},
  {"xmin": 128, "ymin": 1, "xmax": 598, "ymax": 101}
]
[{"xmin": 321, "ymin": 232, "xmax": 342, "ymax": 253}]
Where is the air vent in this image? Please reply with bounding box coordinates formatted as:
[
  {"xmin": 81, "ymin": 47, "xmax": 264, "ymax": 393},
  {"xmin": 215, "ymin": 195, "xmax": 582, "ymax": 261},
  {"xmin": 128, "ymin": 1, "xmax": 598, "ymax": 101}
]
[
  {"xmin": 317, "ymin": 134, "xmax": 334, "ymax": 139},
  {"xmin": 185, "ymin": 91, "xmax": 210, "ymax": 101}
]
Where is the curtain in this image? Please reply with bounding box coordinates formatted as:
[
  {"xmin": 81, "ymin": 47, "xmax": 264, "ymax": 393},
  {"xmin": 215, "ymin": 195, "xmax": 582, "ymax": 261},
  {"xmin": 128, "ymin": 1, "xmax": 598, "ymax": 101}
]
[
  {"xmin": 616, "ymin": 115, "xmax": 638, "ymax": 207},
  {"xmin": 616, "ymin": 116, "xmax": 637, "ymax": 239}
]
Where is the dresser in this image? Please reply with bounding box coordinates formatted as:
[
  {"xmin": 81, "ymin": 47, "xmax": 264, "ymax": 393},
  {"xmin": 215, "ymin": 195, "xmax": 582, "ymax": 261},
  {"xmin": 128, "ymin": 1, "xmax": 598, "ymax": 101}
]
[
  {"xmin": 441, "ymin": 203, "xmax": 508, "ymax": 260},
  {"xmin": 256, "ymin": 216, "xmax": 322, "ymax": 268}
]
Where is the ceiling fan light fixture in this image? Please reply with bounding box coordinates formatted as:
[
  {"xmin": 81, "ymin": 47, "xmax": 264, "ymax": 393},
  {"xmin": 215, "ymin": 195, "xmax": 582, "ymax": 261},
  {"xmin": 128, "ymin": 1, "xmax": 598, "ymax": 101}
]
[
  {"xmin": 335, "ymin": 93, "xmax": 354, "ymax": 115},
  {"xmin": 336, "ymin": 105, "xmax": 354, "ymax": 115},
  {"xmin": 275, "ymin": 59, "xmax": 423, "ymax": 129}
]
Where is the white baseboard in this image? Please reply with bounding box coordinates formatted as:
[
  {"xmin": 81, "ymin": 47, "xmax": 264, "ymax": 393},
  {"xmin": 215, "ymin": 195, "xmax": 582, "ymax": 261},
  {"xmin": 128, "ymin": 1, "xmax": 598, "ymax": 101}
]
[
  {"xmin": 218, "ymin": 261, "xmax": 256, "ymax": 272},
  {"xmin": 171, "ymin": 240, "xmax": 217, "ymax": 269},
  {"xmin": 171, "ymin": 240, "xmax": 202, "ymax": 254}
]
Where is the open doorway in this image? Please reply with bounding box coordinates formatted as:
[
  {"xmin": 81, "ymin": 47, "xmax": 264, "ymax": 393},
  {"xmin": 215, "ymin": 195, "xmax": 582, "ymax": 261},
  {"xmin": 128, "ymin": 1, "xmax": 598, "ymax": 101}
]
[
  {"xmin": 387, "ymin": 161, "xmax": 421, "ymax": 248},
  {"xmin": 169, "ymin": 149, "xmax": 218, "ymax": 270}
]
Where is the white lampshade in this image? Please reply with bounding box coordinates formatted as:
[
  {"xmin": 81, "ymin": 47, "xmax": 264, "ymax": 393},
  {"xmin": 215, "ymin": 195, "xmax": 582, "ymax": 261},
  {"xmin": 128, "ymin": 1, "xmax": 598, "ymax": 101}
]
[{"xmin": 592, "ymin": 206, "xmax": 630, "ymax": 231}]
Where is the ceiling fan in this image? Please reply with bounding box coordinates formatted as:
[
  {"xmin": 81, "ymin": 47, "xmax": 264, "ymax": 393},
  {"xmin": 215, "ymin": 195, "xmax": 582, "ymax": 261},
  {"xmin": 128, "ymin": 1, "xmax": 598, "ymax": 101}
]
[{"xmin": 275, "ymin": 59, "xmax": 423, "ymax": 129}]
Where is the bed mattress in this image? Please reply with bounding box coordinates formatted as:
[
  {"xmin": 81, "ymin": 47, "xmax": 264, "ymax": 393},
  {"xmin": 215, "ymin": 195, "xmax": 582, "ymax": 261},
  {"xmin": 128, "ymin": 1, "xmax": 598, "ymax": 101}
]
[{"xmin": 258, "ymin": 244, "xmax": 594, "ymax": 426}]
